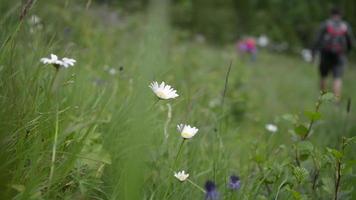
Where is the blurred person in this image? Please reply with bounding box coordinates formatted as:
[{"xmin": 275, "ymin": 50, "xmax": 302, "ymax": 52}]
[
  {"xmin": 237, "ymin": 37, "xmax": 257, "ymax": 61},
  {"xmin": 312, "ymin": 7, "xmax": 354, "ymax": 101}
]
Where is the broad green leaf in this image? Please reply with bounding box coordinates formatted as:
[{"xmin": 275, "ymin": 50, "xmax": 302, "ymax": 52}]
[
  {"xmin": 254, "ymin": 154, "xmax": 265, "ymax": 163},
  {"xmin": 297, "ymin": 141, "xmax": 314, "ymax": 152},
  {"xmin": 321, "ymin": 92, "xmax": 335, "ymax": 102},
  {"xmin": 326, "ymin": 147, "xmax": 343, "ymax": 160},
  {"xmin": 321, "ymin": 177, "xmax": 334, "ymax": 194},
  {"xmin": 345, "ymin": 136, "xmax": 356, "ymax": 146},
  {"xmin": 304, "ymin": 110, "xmax": 321, "ymax": 121},
  {"xmin": 10, "ymin": 184, "xmax": 25, "ymax": 192},
  {"xmin": 294, "ymin": 124, "xmax": 308, "ymax": 137},
  {"xmin": 297, "ymin": 141, "xmax": 313, "ymax": 161},
  {"xmin": 287, "ymin": 188, "xmax": 303, "ymax": 200}
]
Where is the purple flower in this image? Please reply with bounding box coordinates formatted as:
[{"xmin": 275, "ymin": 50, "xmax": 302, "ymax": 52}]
[
  {"xmin": 228, "ymin": 175, "xmax": 241, "ymax": 190},
  {"xmin": 205, "ymin": 180, "xmax": 219, "ymax": 200}
]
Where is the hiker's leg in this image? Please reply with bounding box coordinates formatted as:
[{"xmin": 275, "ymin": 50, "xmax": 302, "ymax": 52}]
[
  {"xmin": 319, "ymin": 53, "xmax": 329, "ymax": 92},
  {"xmin": 320, "ymin": 78, "xmax": 327, "ymax": 92},
  {"xmin": 332, "ymin": 55, "xmax": 345, "ymax": 101},
  {"xmin": 333, "ymin": 78, "xmax": 342, "ymax": 100}
]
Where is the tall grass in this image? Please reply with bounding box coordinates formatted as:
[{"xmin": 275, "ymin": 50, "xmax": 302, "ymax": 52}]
[{"xmin": 0, "ymin": 0, "xmax": 355, "ymax": 200}]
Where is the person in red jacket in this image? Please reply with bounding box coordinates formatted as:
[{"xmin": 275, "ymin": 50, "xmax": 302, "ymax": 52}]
[{"xmin": 237, "ymin": 37, "xmax": 257, "ymax": 61}]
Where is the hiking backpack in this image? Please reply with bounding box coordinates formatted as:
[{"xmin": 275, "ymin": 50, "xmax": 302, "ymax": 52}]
[{"xmin": 322, "ymin": 20, "xmax": 348, "ymax": 54}]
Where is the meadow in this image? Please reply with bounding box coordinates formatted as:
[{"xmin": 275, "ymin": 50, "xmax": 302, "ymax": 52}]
[{"xmin": 0, "ymin": 1, "xmax": 355, "ymax": 199}]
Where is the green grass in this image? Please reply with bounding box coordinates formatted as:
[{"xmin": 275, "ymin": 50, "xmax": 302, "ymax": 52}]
[{"xmin": 0, "ymin": 1, "xmax": 355, "ymax": 199}]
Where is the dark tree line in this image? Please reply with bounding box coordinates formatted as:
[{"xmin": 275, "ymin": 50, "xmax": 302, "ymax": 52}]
[
  {"xmin": 171, "ymin": 0, "xmax": 356, "ymax": 46},
  {"xmin": 95, "ymin": 0, "xmax": 356, "ymax": 46}
]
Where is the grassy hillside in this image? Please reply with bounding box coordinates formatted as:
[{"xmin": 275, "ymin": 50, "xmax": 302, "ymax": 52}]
[{"xmin": 0, "ymin": 1, "xmax": 355, "ymax": 199}]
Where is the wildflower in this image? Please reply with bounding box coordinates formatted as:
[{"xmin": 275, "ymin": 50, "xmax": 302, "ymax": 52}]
[
  {"xmin": 28, "ymin": 15, "xmax": 41, "ymax": 25},
  {"xmin": 228, "ymin": 175, "xmax": 241, "ymax": 190},
  {"xmin": 265, "ymin": 124, "xmax": 278, "ymax": 133},
  {"xmin": 174, "ymin": 170, "xmax": 189, "ymax": 182},
  {"xmin": 61, "ymin": 57, "xmax": 76, "ymax": 68},
  {"xmin": 40, "ymin": 54, "xmax": 76, "ymax": 69},
  {"xmin": 108, "ymin": 68, "xmax": 117, "ymax": 75},
  {"xmin": 205, "ymin": 180, "xmax": 219, "ymax": 200},
  {"xmin": 149, "ymin": 81, "xmax": 178, "ymax": 100},
  {"xmin": 177, "ymin": 124, "xmax": 198, "ymax": 139},
  {"xmin": 40, "ymin": 54, "xmax": 63, "ymax": 66}
]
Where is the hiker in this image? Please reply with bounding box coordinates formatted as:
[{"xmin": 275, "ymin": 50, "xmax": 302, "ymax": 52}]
[
  {"xmin": 312, "ymin": 7, "xmax": 354, "ymax": 101},
  {"xmin": 237, "ymin": 37, "xmax": 257, "ymax": 61}
]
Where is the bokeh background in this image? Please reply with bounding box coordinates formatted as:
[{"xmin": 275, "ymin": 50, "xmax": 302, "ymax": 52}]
[{"xmin": 0, "ymin": 0, "xmax": 355, "ymax": 199}]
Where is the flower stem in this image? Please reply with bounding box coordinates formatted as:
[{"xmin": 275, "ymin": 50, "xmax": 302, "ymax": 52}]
[
  {"xmin": 48, "ymin": 105, "xmax": 59, "ymax": 195},
  {"xmin": 187, "ymin": 179, "xmax": 205, "ymax": 193},
  {"xmin": 274, "ymin": 178, "xmax": 288, "ymax": 200},
  {"xmin": 173, "ymin": 139, "xmax": 185, "ymax": 167},
  {"xmin": 50, "ymin": 67, "xmax": 59, "ymax": 93},
  {"xmin": 163, "ymin": 103, "xmax": 172, "ymax": 141},
  {"xmin": 302, "ymin": 95, "xmax": 322, "ymax": 140}
]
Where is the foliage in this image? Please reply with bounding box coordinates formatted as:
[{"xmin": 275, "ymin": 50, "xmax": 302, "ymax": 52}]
[
  {"xmin": 171, "ymin": 0, "xmax": 356, "ymax": 46},
  {"xmin": 0, "ymin": 0, "xmax": 355, "ymax": 199}
]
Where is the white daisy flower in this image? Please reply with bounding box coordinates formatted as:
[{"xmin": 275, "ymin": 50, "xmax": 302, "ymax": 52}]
[
  {"xmin": 40, "ymin": 54, "xmax": 76, "ymax": 69},
  {"xmin": 177, "ymin": 124, "xmax": 199, "ymax": 139},
  {"xmin": 265, "ymin": 124, "xmax": 278, "ymax": 133},
  {"xmin": 108, "ymin": 68, "xmax": 117, "ymax": 75},
  {"xmin": 40, "ymin": 54, "xmax": 63, "ymax": 66},
  {"xmin": 149, "ymin": 81, "xmax": 179, "ymax": 100},
  {"xmin": 61, "ymin": 57, "xmax": 76, "ymax": 68},
  {"xmin": 174, "ymin": 170, "xmax": 189, "ymax": 182},
  {"xmin": 29, "ymin": 15, "xmax": 41, "ymax": 25}
]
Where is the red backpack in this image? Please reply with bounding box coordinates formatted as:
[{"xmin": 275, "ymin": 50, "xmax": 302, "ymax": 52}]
[{"xmin": 322, "ymin": 20, "xmax": 348, "ymax": 54}]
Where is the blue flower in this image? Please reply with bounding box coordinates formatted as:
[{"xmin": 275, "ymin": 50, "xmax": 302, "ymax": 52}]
[
  {"xmin": 228, "ymin": 175, "xmax": 241, "ymax": 190},
  {"xmin": 205, "ymin": 180, "xmax": 219, "ymax": 200}
]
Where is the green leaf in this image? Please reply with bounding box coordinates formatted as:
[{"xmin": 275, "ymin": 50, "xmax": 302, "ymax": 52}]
[
  {"xmin": 254, "ymin": 154, "xmax": 265, "ymax": 163},
  {"xmin": 298, "ymin": 141, "xmax": 314, "ymax": 152},
  {"xmin": 287, "ymin": 188, "xmax": 305, "ymax": 200},
  {"xmin": 326, "ymin": 147, "xmax": 343, "ymax": 160},
  {"xmin": 321, "ymin": 177, "xmax": 334, "ymax": 194},
  {"xmin": 294, "ymin": 124, "xmax": 308, "ymax": 137},
  {"xmin": 321, "ymin": 92, "xmax": 335, "ymax": 102},
  {"xmin": 345, "ymin": 136, "xmax": 356, "ymax": 146},
  {"xmin": 297, "ymin": 141, "xmax": 313, "ymax": 161},
  {"xmin": 304, "ymin": 110, "xmax": 321, "ymax": 121},
  {"xmin": 10, "ymin": 184, "xmax": 25, "ymax": 192}
]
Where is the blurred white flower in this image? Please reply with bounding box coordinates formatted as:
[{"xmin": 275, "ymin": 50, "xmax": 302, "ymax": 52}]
[
  {"xmin": 149, "ymin": 81, "xmax": 179, "ymax": 100},
  {"xmin": 265, "ymin": 124, "xmax": 278, "ymax": 133},
  {"xmin": 108, "ymin": 68, "xmax": 117, "ymax": 75},
  {"xmin": 40, "ymin": 54, "xmax": 76, "ymax": 68},
  {"xmin": 208, "ymin": 98, "xmax": 221, "ymax": 108},
  {"xmin": 40, "ymin": 54, "xmax": 63, "ymax": 65},
  {"xmin": 257, "ymin": 35, "xmax": 269, "ymax": 47},
  {"xmin": 61, "ymin": 57, "xmax": 76, "ymax": 68},
  {"xmin": 28, "ymin": 15, "xmax": 43, "ymax": 33},
  {"xmin": 29, "ymin": 15, "xmax": 41, "ymax": 25},
  {"xmin": 301, "ymin": 49, "xmax": 312, "ymax": 63},
  {"xmin": 177, "ymin": 124, "xmax": 198, "ymax": 139},
  {"xmin": 174, "ymin": 170, "xmax": 189, "ymax": 181}
]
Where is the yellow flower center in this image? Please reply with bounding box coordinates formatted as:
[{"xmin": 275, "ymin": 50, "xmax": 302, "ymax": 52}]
[{"xmin": 156, "ymin": 91, "xmax": 166, "ymax": 99}]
